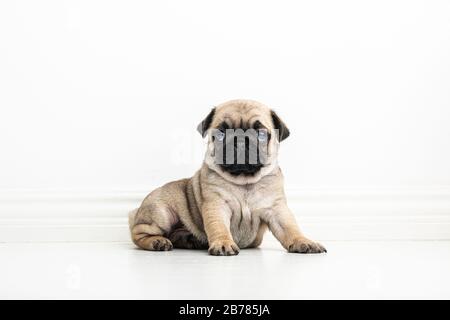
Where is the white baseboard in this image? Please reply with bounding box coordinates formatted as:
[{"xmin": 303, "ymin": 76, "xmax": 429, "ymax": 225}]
[{"xmin": 1, "ymin": 187, "xmax": 450, "ymax": 242}]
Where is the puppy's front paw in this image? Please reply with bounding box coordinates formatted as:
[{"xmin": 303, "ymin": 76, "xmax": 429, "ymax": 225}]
[
  {"xmin": 208, "ymin": 240, "xmax": 240, "ymax": 256},
  {"xmin": 288, "ymin": 237, "xmax": 327, "ymax": 254}
]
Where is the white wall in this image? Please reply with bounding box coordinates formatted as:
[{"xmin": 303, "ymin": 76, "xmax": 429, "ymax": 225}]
[{"xmin": 1, "ymin": 1, "xmax": 450, "ymax": 241}]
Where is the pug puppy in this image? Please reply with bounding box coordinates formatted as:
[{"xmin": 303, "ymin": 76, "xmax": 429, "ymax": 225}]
[{"xmin": 129, "ymin": 99, "xmax": 326, "ymax": 256}]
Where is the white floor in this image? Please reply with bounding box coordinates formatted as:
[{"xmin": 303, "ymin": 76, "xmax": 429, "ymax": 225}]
[{"xmin": 1, "ymin": 238, "xmax": 450, "ymax": 299}]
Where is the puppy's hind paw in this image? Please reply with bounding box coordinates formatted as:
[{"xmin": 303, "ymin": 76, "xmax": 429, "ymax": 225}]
[
  {"xmin": 208, "ymin": 240, "xmax": 240, "ymax": 256},
  {"xmin": 288, "ymin": 237, "xmax": 327, "ymax": 254},
  {"xmin": 140, "ymin": 236, "xmax": 173, "ymax": 251}
]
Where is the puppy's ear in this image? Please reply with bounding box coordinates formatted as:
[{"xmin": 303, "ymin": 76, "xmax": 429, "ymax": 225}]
[
  {"xmin": 197, "ymin": 108, "xmax": 216, "ymax": 137},
  {"xmin": 271, "ymin": 110, "xmax": 290, "ymax": 142}
]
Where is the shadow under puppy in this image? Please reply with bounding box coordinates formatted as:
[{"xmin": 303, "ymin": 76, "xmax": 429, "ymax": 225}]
[{"xmin": 129, "ymin": 99, "xmax": 326, "ymax": 256}]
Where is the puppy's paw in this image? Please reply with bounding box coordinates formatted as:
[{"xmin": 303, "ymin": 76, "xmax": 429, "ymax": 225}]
[
  {"xmin": 148, "ymin": 236, "xmax": 173, "ymax": 251},
  {"xmin": 288, "ymin": 237, "xmax": 327, "ymax": 254},
  {"xmin": 208, "ymin": 240, "xmax": 240, "ymax": 256}
]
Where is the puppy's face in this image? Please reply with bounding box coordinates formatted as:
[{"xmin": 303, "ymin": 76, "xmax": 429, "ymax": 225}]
[{"xmin": 198, "ymin": 100, "xmax": 290, "ymax": 185}]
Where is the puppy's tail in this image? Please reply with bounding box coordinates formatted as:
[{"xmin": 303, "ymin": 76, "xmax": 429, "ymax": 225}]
[{"xmin": 128, "ymin": 208, "xmax": 139, "ymax": 229}]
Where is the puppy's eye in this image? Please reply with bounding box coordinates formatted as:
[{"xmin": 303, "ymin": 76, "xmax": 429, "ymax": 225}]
[
  {"xmin": 258, "ymin": 130, "xmax": 268, "ymax": 142},
  {"xmin": 215, "ymin": 131, "xmax": 225, "ymax": 142}
]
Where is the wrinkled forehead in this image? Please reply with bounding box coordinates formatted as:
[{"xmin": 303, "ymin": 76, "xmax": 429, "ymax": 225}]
[{"xmin": 211, "ymin": 103, "xmax": 273, "ymax": 129}]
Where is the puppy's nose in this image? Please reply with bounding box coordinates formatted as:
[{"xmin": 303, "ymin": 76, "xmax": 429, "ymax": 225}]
[
  {"xmin": 235, "ymin": 140, "xmax": 246, "ymax": 154},
  {"xmin": 232, "ymin": 137, "xmax": 259, "ymax": 165}
]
